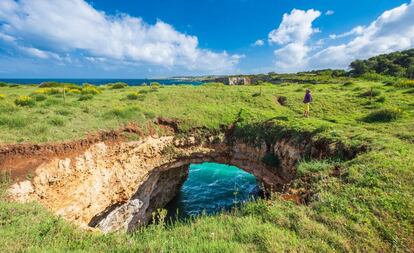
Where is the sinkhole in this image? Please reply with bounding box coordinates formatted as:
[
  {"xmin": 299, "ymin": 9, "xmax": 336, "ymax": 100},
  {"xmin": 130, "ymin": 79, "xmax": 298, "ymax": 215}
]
[{"xmin": 165, "ymin": 162, "xmax": 261, "ymax": 221}]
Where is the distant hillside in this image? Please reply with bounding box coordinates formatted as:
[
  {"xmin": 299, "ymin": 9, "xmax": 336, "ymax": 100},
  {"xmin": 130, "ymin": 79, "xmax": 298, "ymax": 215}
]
[{"xmin": 349, "ymin": 49, "xmax": 414, "ymax": 78}]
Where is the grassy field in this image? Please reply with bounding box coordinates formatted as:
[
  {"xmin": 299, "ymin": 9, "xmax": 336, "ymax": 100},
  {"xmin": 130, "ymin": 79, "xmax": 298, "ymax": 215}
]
[{"xmin": 0, "ymin": 80, "xmax": 413, "ymax": 252}]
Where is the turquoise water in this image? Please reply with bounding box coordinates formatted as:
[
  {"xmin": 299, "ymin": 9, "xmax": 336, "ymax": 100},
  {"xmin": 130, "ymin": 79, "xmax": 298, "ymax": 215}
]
[{"xmin": 165, "ymin": 163, "xmax": 260, "ymax": 221}]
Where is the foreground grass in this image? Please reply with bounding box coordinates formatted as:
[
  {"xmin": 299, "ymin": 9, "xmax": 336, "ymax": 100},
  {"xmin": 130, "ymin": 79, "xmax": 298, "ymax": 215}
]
[{"xmin": 0, "ymin": 80, "xmax": 413, "ymax": 252}]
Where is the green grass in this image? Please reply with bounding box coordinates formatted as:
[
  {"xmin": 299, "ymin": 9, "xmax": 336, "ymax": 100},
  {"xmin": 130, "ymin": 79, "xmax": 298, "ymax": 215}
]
[{"xmin": 0, "ymin": 80, "xmax": 413, "ymax": 252}]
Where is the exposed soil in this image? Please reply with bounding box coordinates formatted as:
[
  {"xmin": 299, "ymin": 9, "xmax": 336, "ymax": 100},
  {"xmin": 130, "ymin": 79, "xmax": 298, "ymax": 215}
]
[
  {"xmin": 0, "ymin": 124, "xmax": 144, "ymax": 181},
  {"xmin": 0, "ymin": 118, "xmax": 183, "ymax": 181}
]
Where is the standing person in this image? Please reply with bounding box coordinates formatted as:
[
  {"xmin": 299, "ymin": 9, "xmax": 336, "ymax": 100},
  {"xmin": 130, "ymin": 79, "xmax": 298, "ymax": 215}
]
[{"xmin": 303, "ymin": 88, "xmax": 313, "ymax": 117}]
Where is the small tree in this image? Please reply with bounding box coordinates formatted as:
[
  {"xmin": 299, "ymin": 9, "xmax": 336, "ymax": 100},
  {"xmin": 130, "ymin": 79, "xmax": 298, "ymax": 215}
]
[{"xmin": 406, "ymin": 65, "xmax": 414, "ymax": 79}]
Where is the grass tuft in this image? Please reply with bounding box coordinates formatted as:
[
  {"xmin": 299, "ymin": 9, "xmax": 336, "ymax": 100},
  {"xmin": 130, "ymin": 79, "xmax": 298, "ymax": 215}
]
[{"xmin": 363, "ymin": 108, "xmax": 403, "ymax": 123}]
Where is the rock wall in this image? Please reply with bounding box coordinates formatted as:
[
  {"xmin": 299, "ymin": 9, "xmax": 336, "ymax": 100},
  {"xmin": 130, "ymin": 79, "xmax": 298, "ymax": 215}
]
[{"xmin": 7, "ymin": 133, "xmax": 310, "ymax": 233}]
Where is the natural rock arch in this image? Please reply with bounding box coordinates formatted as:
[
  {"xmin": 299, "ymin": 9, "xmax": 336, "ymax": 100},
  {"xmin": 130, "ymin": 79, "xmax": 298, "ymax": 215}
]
[{"xmin": 8, "ymin": 131, "xmax": 349, "ymax": 233}]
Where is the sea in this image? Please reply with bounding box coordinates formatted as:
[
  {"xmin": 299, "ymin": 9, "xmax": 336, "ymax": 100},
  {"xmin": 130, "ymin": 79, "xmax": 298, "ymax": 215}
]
[
  {"xmin": 165, "ymin": 162, "xmax": 260, "ymax": 221},
  {"xmin": 0, "ymin": 78, "xmax": 204, "ymax": 86}
]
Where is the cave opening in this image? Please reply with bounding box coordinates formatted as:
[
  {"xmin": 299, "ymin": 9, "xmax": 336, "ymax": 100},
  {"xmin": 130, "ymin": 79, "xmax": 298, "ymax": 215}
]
[{"xmin": 164, "ymin": 162, "xmax": 262, "ymax": 222}]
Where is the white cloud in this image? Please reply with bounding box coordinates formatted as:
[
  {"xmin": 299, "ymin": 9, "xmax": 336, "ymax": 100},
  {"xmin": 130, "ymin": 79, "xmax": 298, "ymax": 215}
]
[
  {"xmin": 253, "ymin": 39, "xmax": 265, "ymax": 47},
  {"xmin": 0, "ymin": 0, "xmax": 240, "ymax": 73},
  {"xmin": 268, "ymin": 9, "xmax": 321, "ymax": 71},
  {"xmin": 329, "ymin": 26, "xmax": 364, "ymax": 39},
  {"xmin": 268, "ymin": 9, "xmax": 321, "ymax": 45},
  {"xmin": 325, "ymin": 10, "xmax": 335, "ymax": 16},
  {"xmin": 274, "ymin": 43, "xmax": 309, "ymax": 71},
  {"xmin": 311, "ymin": 1, "xmax": 414, "ymax": 69}
]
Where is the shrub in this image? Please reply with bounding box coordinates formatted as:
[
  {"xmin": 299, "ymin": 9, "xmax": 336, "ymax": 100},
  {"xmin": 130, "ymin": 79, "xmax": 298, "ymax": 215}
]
[
  {"xmin": 138, "ymin": 89, "xmax": 150, "ymax": 94},
  {"xmin": 361, "ymin": 89, "xmax": 381, "ymax": 98},
  {"xmin": 0, "ymin": 82, "xmax": 9, "ymax": 87},
  {"xmin": 68, "ymin": 89, "xmax": 81, "ymax": 94},
  {"xmin": 126, "ymin": 92, "xmax": 141, "ymax": 100},
  {"xmin": 79, "ymin": 94, "xmax": 94, "ymax": 101},
  {"xmin": 9, "ymin": 84, "xmax": 19, "ymax": 88},
  {"xmin": 0, "ymin": 94, "xmax": 6, "ymax": 99},
  {"xmin": 39, "ymin": 82, "xmax": 80, "ymax": 89},
  {"xmin": 14, "ymin": 96, "xmax": 35, "ymax": 107},
  {"xmin": 150, "ymin": 82, "xmax": 160, "ymax": 92},
  {"xmin": 394, "ymin": 80, "xmax": 414, "ymax": 88},
  {"xmin": 39, "ymin": 82, "xmax": 60, "ymax": 87},
  {"xmin": 81, "ymin": 86, "xmax": 101, "ymax": 95},
  {"xmin": 34, "ymin": 88, "xmax": 63, "ymax": 95},
  {"xmin": 31, "ymin": 94, "xmax": 47, "ymax": 102},
  {"xmin": 343, "ymin": 81, "xmax": 354, "ymax": 86},
  {"xmin": 277, "ymin": 96, "xmax": 287, "ymax": 106},
  {"xmin": 110, "ymin": 82, "xmax": 128, "ymax": 89},
  {"xmin": 363, "ymin": 108, "xmax": 403, "ymax": 123},
  {"xmin": 375, "ymin": 96, "xmax": 386, "ymax": 103}
]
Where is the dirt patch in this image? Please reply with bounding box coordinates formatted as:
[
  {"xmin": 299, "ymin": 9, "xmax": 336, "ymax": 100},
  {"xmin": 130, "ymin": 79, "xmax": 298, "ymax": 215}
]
[
  {"xmin": 154, "ymin": 117, "xmax": 180, "ymax": 133},
  {"xmin": 0, "ymin": 124, "xmax": 145, "ymax": 181}
]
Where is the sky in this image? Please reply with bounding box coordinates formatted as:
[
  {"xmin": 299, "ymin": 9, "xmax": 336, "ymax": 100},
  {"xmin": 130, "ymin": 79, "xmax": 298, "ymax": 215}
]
[{"xmin": 0, "ymin": 0, "xmax": 413, "ymax": 78}]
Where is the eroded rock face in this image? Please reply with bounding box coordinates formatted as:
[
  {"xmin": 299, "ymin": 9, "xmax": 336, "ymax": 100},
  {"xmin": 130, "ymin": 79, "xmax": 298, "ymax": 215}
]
[{"xmin": 7, "ymin": 134, "xmax": 306, "ymax": 233}]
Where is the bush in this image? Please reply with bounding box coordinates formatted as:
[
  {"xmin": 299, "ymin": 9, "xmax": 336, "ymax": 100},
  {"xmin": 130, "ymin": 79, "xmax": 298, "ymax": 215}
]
[
  {"xmin": 375, "ymin": 96, "xmax": 386, "ymax": 103},
  {"xmin": 361, "ymin": 89, "xmax": 381, "ymax": 97},
  {"xmin": 138, "ymin": 89, "xmax": 150, "ymax": 94},
  {"xmin": 126, "ymin": 92, "xmax": 143, "ymax": 100},
  {"xmin": 0, "ymin": 82, "xmax": 9, "ymax": 87},
  {"xmin": 79, "ymin": 94, "xmax": 94, "ymax": 101},
  {"xmin": 68, "ymin": 89, "xmax": 81, "ymax": 94},
  {"xmin": 14, "ymin": 96, "xmax": 35, "ymax": 107},
  {"xmin": 277, "ymin": 96, "xmax": 287, "ymax": 106},
  {"xmin": 394, "ymin": 80, "xmax": 414, "ymax": 88},
  {"xmin": 363, "ymin": 108, "xmax": 403, "ymax": 123},
  {"xmin": 31, "ymin": 94, "xmax": 47, "ymax": 102},
  {"xmin": 81, "ymin": 86, "xmax": 101, "ymax": 95},
  {"xmin": 34, "ymin": 88, "xmax": 63, "ymax": 95},
  {"xmin": 0, "ymin": 94, "xmax": 6, "ymax": 99},
  {"xmin": 110, "ymin": 82, "xmax": 128, "ymax": 89}
]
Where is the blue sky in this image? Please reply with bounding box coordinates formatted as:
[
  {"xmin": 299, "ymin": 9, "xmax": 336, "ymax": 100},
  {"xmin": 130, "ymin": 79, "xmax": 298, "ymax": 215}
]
[{"xmin": 0, "ymin": 0, "xmax": 412, "ymax": 78}]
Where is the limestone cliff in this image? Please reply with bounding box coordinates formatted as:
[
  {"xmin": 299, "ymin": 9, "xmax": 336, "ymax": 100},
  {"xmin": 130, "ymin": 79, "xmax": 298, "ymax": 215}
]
[{"xmin": 6, "ymin": 130, "xmax": 352, "ymax": 233}]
